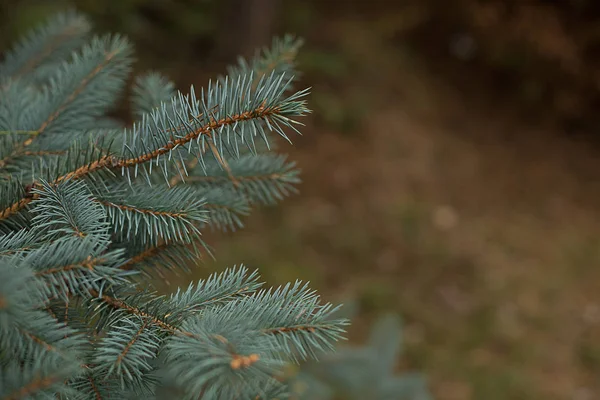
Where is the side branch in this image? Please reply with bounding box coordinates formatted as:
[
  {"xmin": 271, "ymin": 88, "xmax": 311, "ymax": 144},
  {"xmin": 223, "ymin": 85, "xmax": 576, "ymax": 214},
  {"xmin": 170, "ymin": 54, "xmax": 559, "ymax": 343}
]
[
  {"xmin": 0, "ymin": 196, "xmax": 38, "ymax": 220},
  {"xmin": 87, "ymin": 376, "xmax": 102, "ymax": 400},
  {"xmin": 0, "ymin": 46, "xmax": 126, "ymax": 168},
  {"xmin": 118, "ymin": 243, "xmax": 171, "ymax": 271},
  {"xmin": 12, "ymin": 25, "xmax": 83, "ymax": 80},
  {"xmin": 255, "ymin": 46, "xmax": 300, "ymax": 82},
  {"xmin": 0, "ymin": 156, "xmax": 118, "ymax": 219},
  {"xmin": 35, "ymin": 256, "xmax": 104, "ymax": 277},
  {"xmin": 119, "ymin": 103, "xmax": 278, "ymax": 167},
  {"xmin": 88, "ymin": 289, "xmax": 182, "ymax": 335},
  {"xmin": 55, "ymin": 156, "xmax": 119, "ymax": 184},
  {"xmin": 116, "ymin": 320, "xmax": 150, "ymax": 364},
  {"xmin": 86, "ymin": 291, "xmax": 243, "ymax": 346},
  {"xmin": 30, "ymin": 48, "xmax": 123, "ymax": 141},
  {"xmin": 96, "ymin": 199, "xmax": 186, "ymax": 218},
  {"xmin": 0, "ymin": 150, "xmax": 64, "ymax": 169}
]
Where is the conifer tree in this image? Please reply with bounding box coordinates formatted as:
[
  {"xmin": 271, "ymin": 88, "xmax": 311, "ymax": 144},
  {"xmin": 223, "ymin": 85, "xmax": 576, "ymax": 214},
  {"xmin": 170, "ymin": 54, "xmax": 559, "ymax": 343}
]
[{"xmin": 0, "ymin": 11, "xmax": 348, "ymax": 399}]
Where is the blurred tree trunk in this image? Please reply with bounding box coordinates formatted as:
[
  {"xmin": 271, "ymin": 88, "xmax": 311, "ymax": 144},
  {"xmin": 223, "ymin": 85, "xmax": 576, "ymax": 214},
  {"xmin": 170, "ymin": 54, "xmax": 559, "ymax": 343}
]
[{"xmin": 212, "ymin": 0, "xmax": 280, "ymax": 64}]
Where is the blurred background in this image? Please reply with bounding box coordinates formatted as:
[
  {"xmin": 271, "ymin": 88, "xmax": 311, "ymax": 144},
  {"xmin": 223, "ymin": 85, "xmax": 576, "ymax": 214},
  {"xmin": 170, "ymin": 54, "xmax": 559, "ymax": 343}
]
[{"xmin": 2, "ymin": 0, "xmax": 600, "ymax": 399}]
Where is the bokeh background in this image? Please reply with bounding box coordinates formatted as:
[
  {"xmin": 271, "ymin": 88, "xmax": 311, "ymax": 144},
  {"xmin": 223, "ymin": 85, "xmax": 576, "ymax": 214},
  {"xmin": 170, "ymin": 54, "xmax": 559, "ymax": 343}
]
[{"xmin": 2, "ymin": 1, "xmax": 600, "ymax": 399}]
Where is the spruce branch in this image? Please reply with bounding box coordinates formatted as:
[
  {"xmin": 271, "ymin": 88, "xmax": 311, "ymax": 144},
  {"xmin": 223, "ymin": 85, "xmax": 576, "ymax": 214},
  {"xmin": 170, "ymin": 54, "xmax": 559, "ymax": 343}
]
[
  {"xmin": 0, "ymin": 74, "xmax": 307, "ymax": 220},
  {"xmin": 118, "ymin": 74, "xmax": 309, "ymax": 183},
  {"xmin": 0, "ymin": 178, "xmax": 27, "ymax": 219},
  {"xmin": 132, "ymin": 72, "xmax": 176, "ymax": 118},
  {"xmin": 168, "ymin": 265, "xmax": 263, "ymax": 312},
  {"xmin": 30, "ymin": 178, "xmax": 111, "ymax": 243},
  {"xmin": 23, "ymin": 237, "xmax": 131, "ymax": 300},
  {"xmin": 91, "ymin": 182, "xmax": 208, "ymax": 245},
  {"xmin": 161, "ymin": 323, "xmax": 283, "ymax": 399},
  {"xmin": 93, "ymin": 316, "xmax": 161, "ymax": 391},
  {"xmin": 0, "ymin": 10, "xmax": 90, "ymax": 81},
  {"xmin": 0, "ymin": 34, "xmax": 133, "ymax": 169},
  {"xmin": 0, "ymin": 228, "xmax": 43, "ymax": 257},
  {"xmin": 226, "ymin": 34, "xmax": 304, "ymax": 89},
  {"xmin": 88, "ymin": 289, "xmax": 181, "ymax": 334},
  {"xmin": 187, "ymin": 153, "xmax": 301, "ymax": 205},
  {"xmin": 34, "ymin": 34, "xmax": 132, "ymax": 137},
  {"xmin": 118, "ymin": 242, "xmax": 181, "ymax": 271},
  {"xmin": 116, "ymin": 240, "xmax": 205, "ymax": 279},
  {"xmin": 0, "ymin": 13, "xmax": 349, "ymax": 399},
  {"xmin": 200, "ymin": 186, "xmax": 250, "ymax": 231}
]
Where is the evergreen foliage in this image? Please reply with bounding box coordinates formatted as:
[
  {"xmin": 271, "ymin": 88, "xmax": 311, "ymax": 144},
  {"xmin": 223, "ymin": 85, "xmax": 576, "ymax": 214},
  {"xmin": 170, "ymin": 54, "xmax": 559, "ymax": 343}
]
[{"xmin": 0, "ymin": 11, "xmax": 349, "ymax": 399}]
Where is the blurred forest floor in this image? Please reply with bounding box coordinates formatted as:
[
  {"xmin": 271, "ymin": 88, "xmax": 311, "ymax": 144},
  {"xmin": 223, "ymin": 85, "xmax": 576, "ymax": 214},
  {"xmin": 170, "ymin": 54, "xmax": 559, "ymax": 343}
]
[{"xmin": 3, "ymin": 1, "xmax": 600, "ymax": 399}]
